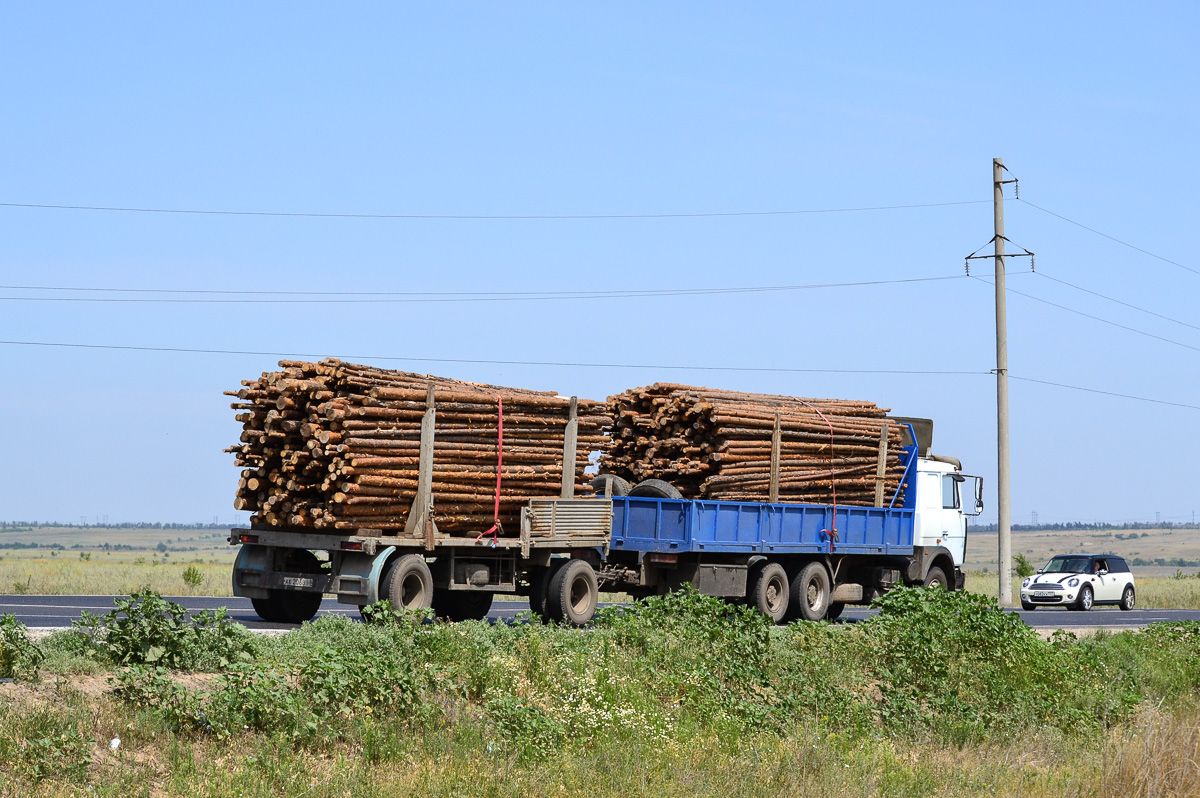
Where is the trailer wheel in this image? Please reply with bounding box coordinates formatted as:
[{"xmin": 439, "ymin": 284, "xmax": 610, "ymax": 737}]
[
  {"xmin": 548, "ymin": 559, "xmax": 598, "ymax": 626},
  {"xmin": 528, "ymin": 563, "xmax": 559, "ymax": 622},
  {"xmin": 251, "ymin": 549, "xmax": 324, "ymax": 624},
  {"xmin": 629, "ymin": 479, "xmax": 683, "ymax": 499},
  {"xmin": 432, "ymin": 589, "xmax": 494, "ymax": 622},
  {"xmin": 383, "ymin": 554, "xmax": 434, "ymax": 611},
  {"xmin": 251, "ymin": 596, "xmax": 285, "ymax": 623},
  {"xmin": 589, "ymin": 474, "xmax": 631, "ymax": 497},
  {"xmin": 788, "ymin": 562, "xmax": 830, "ymax": 623},
  {"xmin": 749, "ymin": 562, "xmax": 789, "ymax": 623},
  {"xmin": 825, "ymin": 602, "xmax": 845, "ymax": 621}
]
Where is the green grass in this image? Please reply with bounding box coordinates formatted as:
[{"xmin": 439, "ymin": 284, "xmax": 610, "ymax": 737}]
[{"xmin": 2, "ymin": 588, "xmax": 1200, "ymax": 795}]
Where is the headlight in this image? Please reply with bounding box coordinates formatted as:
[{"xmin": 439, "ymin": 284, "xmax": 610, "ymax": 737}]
[
  {"xmin": 1067, "ymin": 578, "xmax": 1080, "ymax": 587},
  {"xmin": 1022, "ymin": 577, "xmax": 1031, "ymax": 588}
]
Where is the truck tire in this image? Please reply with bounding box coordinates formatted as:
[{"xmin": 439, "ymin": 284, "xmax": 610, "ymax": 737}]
[
  {"xmin": 749, "ymin": 562, "xmax": 789, "ymax": 623},
  {"xmin": 432, "ymin": 589, "xmax": 494, "ymax": 622},
  {"xmin": 629, "ymin": 479, "xmax": 683, "ymax": 499},
  {"xmin": 547, "ymin": 559, "xmax": 599, "ymax": 626},
  {"xmin": 923, "ymin": 566, "xmax": 949, "ymax": 590},
  {"xmin": 382, "ymin": 554, "xmax": 434, "ymax": 611},
  {"xmin": 528, "ymin": 562, "xmax": 559, "ymax": 622},
  {"xmin": 251, "ymin": 595, "xmax": 286, "ymax": 623},
  {"xmin": 589, "ymin": 474, "xmax": 631, "ymax": 497},
  {"xmin": 788, "ymin": 562, "xmax": 830, "ymax": 623},
  {"xmin": 825, "ymin": 602, "xmax": 845, "ymax": 621},
  {"xmin": 251, "ymin": 549, "xmax": 324, "ymax": 624}
]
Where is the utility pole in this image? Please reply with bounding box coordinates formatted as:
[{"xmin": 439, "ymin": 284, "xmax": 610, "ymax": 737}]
[{"xmin": 994, "ymin": 158, "xmax": 1013, "ymax": 607}]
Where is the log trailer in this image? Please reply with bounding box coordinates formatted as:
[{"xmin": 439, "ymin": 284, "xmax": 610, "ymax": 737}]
[{"xmin": 230, "ymin": 418, "xmax": 983, "ymax": 624}]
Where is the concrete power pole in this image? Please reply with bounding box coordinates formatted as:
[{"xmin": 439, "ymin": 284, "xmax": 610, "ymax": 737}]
[{"xmin": 993, "ymin": 158, "xmax": 1013, "ymax": 606}]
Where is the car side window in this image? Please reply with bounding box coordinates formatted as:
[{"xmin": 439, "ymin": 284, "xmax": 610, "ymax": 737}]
[
  {"xmin": 1094, "ymin": 558, "xmax": 1108, "ymax": 573},
  {"xmin": 1110, "ymin": 557, "xmax": 1129, "ymax": 573},
  {"xmin": 941, "ymin": 475, "xmax": 959, "ymax": 509}
]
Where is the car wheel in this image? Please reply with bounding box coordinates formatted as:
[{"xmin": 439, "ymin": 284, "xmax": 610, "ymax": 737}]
[
  {"xmin": 1073, "ymin": 584, "xmax": 1093, "ymax": 612},
  {"xmin": 1021, "ymin": 601, "xmax": 1036, "ymax": 611},
  {"xmin": 1120, "ymin": 585, "xmax": 1136, "ymax": 611}
]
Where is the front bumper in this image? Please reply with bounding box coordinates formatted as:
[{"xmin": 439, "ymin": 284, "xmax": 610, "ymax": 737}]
[{"xmin": 1021, "ymin": 588, "xmax": 1077, "ymax": 604}]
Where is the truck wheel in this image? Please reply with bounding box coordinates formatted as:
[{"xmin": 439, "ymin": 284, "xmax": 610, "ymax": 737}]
[
  {"xmin": 547, "ymin": 560, "xmax": 598, "ymax": 626},
  {"xmin": 528, "ymin": 563, "xmax": 558, "ymax": 622},
  {"xmin": 432, "ymin": 589, "xmax": 494, "ymax": 622},
  {"xmin": 251, "ymin": 595, "xmax": 285, "ymax": 623},
  {"xmin": 788, "ymin": 562, "xmax": 830, "ymax": 623},
  {"xmin": 923, "ymin": 567, "xmax": 949, "ymax": 590},
  {"xmin": 629, "ymin": 479, "xmax": 683, "ymax": 499},
  {"xmin": 383, "ymin": 554, "xmax": 434, "ymax": 611},
  {"xmin": 750, "ymin": 562, "xmax": 789, "ymax": 623},
  {"xmin": 825, "ymin": 602, "xmax": 845, "ymax": 621},
  {"xmin": 253, "ymin": 549, "xmax": 324, "ymax": 623},
  {"xmin": 589, "ymin": 474, "xmax": 631, "ymax": 497}
]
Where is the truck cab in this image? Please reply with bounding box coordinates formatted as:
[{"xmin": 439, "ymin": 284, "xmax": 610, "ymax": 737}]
[{"xmin": 913, "ymin": 456, "xmax": 982, "ymax": 568}]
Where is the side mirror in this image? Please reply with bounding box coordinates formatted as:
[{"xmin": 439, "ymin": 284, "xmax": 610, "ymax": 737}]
[
  {"xmin": 1036, "ymin": 568, "xmax": 1043, "ymax": 574},
  {"xmin": 1098, "ymin": 569, "xmax": 1109, "ymax": 576}
]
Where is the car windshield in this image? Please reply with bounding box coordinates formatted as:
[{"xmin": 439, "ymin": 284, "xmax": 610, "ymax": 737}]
[{"xmin": 1044, "ymin": 556, "xmax": 1090, "ymax": 574}]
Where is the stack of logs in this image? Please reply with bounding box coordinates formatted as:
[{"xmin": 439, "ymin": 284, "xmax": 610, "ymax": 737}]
[
  {"xmin": 601, "ymin": 384, "xmax": 911, "ymax": 506},
  {"xmin": 227, "ymin": 360, "xmax": 609, "ymax": 536}
]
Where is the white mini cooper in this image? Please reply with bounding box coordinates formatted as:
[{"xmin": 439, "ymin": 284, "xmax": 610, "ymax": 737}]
[{"xmin": 1020, "ymin": 554, "xmax": 1136, "ymax": 611}]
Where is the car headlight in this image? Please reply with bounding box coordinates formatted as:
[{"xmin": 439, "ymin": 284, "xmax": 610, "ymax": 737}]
[
  {"xmin": 1022, "ymin": 577, "xmax": 1031, "ymax": 588},
  {"xmin": 1067, "ymin": 578, "xmax": 1080, "ymax": 587}
]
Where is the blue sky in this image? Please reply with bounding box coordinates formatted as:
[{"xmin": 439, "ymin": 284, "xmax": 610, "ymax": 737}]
[{"xmin": 1, "ymin": 3, "xmax": 1196, "ymax": 525}]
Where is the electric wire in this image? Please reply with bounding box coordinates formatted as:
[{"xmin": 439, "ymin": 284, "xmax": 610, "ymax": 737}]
[
  {"xmin": 0, "ymin": 198, "xmax": 989, "ymax": 220},
  {"xmin": 0, "ymin": 275, "xmax": 967, "ymax": 304},
  {"xmin": 1018, "ymin": 198, "xmax": 1198, "ymax": 278},
  {"xmin": 0, "ymin": 338, "xmax": 988, "ymax": 375},
  {"xmin": 1037, "ymin": 272, "xmax": 1200, "ymax": 334},
  {"xmin": 970, "ymin": 275, "xmax": 1200, "ymax": 354},
  {"xmin": 1007, "ymin": 375, "xmax": 1200, "ymax": 411}
]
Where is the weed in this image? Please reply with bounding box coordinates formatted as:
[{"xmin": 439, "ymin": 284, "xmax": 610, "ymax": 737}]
[
  {"xmin": 182, "ymin": 565, "xmax": 204, "ymax": 588},
  {"xmin": 75, "ymin": 589, "xmax": 256, "ymax": 670},
  {"xmin": 0, "ymin": 614, "xmax": 44, "ymax": 680}
]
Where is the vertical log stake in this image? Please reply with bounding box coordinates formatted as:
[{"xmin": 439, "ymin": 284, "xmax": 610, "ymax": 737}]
[
  {"xmin": 768, "ymin": 413, "xmax": 782, "ymax": 503},
  {"xmin": 873, "ymin": 424, "xmax": 890, "ymax": 508},
  {"xmin": 560, "ymin": 396, "xmax": 579, "ymax": 499},
  {"xmin": 405, "ymin": 383, "xmax": 440, "ymax": 548}
]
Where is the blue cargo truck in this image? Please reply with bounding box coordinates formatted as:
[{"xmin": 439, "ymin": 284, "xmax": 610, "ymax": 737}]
[{"xmin": 231, "ymin": 419, "xmax": 983, "ymax": 625}]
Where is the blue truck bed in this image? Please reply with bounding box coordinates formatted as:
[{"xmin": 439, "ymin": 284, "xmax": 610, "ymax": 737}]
[
  {"xmin": 610, "ymin": 496, "xmax": 915, "ymax": 556},
  {"xmin": 609, "ymin": 438, "xmax": 919, "ymax": 557}
]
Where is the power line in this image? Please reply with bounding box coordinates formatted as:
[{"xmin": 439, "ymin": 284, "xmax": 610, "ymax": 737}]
[
  {"xmin": 1008, "ymin": 374, "xmax": 1200, "ymax": 411},
  {"xmin": 0, "ymin": 198, "xmax": 988, "ymax": 220},
  {"xmin": 1018, "ymin": 198, "xmax": 1198, "ymax": 278},
  {"xmin": 1037, "ymin": 272, "xmax": 1200, "ymax": 334},
  {"xmin": 0, "ymin": 275, "xmax": 967, "ymax": 304},
  {"xmin": 0, "ymin": 338, "xmax": 989, "ymax": 376},
  {"xmin": 971, "ymin": 275, "xmax": 1200, "ymax": 354}
]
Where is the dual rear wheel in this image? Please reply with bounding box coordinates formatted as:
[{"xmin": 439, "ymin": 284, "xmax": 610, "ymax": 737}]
[{"xmin": 528, "ymin": 559, "xmax": 600, "ymax": 626}]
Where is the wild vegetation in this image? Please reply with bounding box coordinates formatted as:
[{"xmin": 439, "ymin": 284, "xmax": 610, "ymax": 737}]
[{"xmin": 0, "ymin": 587, "xmax": 1197, "ymax": 796}]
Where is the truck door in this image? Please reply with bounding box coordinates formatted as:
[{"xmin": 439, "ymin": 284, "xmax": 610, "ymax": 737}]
[{"xmin": 938, "ymin": 474, "xmax": 967, "ymax": 563}]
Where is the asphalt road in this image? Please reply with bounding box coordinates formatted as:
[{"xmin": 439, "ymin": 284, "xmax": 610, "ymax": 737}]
[{"xmin": 3, "ymin": 595, "xmax": 1199, "ymax": 632}]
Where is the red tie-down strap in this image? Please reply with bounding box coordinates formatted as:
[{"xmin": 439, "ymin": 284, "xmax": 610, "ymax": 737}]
[
  {"xmin": 475, "ymin": 396, "xmax": 503, "ymax": 547},
  {"xmin": 797, "ymin": 399, "xmax": 838, "ymax": 552}
]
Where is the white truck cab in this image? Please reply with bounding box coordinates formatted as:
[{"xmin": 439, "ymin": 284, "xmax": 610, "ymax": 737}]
[{"xmin": 913, "ymin": 456, "xmax": 983, "ymax": 566}]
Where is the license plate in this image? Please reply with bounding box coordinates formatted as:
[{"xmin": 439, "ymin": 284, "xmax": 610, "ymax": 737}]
[
  {"xmin": 283, "ymin": 576, "xmax": 314, "ymax": 588},
  {"xmin": 1032, "ymin": 591, "xmax": 1055, "ymax": 598}
]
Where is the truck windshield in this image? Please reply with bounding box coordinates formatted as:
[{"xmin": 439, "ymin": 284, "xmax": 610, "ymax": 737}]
[{"xmin": 1044, "ymin": 556, "xmax": 1090, "ymax": 574}]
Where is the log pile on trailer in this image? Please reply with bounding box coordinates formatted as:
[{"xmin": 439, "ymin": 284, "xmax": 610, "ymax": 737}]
[
  {"xmin": 601, "ymin": 384, "xmax": 910, "ymax": 506},
  {"xmin": 226, "ymin": 360, "xmax": 609, "ymax": 536}
]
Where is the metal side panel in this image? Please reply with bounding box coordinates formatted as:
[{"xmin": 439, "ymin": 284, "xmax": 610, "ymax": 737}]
[
  {"xmin": 231, "ymin": 545, "xmax": 272, "ymax": 599},
  {"xmin": 334, "ymin": 546, "xmax": 396, "ymax": 607},
  {"xmin": 525, "ymin": 498, "xmax": 613, "ymax": 540}
]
